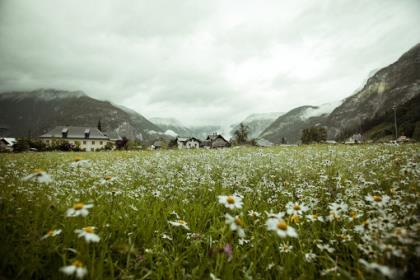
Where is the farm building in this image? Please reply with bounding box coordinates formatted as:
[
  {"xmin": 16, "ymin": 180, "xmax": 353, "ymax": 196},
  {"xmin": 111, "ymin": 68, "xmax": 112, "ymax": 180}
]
[
  {"xmin": 177, "ymin": 137, "xmax": 201, "ymax": 149},
  {"xmin": 0, "ymin": 137, "xmax": 16, "ymax": 151},
  {"xmin": 40, "ymin": 126, "xmax": 111, "ymax": 151},
  {"xmin": 205, "ymin": 133, "xmax": 230, "ymax": 148}
]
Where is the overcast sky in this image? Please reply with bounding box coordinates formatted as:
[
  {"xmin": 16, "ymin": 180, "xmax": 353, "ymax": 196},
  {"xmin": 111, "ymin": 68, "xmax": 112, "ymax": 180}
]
[{"xmin": 0, "ymin": 0, "xmax": 419, "ymax": 126}]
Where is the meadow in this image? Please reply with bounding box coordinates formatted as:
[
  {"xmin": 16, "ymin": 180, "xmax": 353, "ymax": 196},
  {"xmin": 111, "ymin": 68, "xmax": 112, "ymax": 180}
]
[{"xmin": 0, "ymin": 144, "xmax": 418, "ymax": 279}]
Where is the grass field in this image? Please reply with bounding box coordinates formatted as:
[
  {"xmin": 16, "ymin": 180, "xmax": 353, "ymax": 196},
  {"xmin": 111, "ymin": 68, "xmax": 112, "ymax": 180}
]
[{"xmin": 0, "ymin": 144, "xmax": 419, "ymax": 279}]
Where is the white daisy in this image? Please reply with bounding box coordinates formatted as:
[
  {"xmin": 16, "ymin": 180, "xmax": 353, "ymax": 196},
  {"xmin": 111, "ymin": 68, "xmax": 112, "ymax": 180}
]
[
  {"xmin": 365, "ymin": 194, "xmax": 390, "ymax": 208},
  {"xmin": 41, "ymin": 229, "xmax": 62, "ymax": 240},
  {"xmin": 74, "ymin": 227, "xmax": 100, "ymax": 243},
  {"xmin": 266, "ymin": 217, "xmax": 298, "ymax": 238},
  {"xmin": 169, "ymin": 220, "xmax": 190, "ymax": 230},
  {"xmin": 66, "ymin": 203, "xmax": 93, "ymax": 217},
  {"xmin": 218, "ymin": 195, "xmax": 243, "ymax": 209},
  {"xmin": 22, "ymin": 169, "xmax": 52, "ymax": 183},
  {"xmin": 286, "ymin": 201, "xmax": 309, "ymax": 216},
  {"xmin": 225, "ymin": 213, "xmax": 245, "ymax": 237},
  {"xmin": 70, "ymin": 157, "xmax": 91, "ymax": 168},
  {"xmin": 60, "ymin": 260, "xmax": 88, "ymax": 279}
]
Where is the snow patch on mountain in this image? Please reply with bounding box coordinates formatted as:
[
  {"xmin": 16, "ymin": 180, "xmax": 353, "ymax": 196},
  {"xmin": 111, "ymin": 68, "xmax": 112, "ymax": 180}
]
[
  {"xmin": 301, "ymin": 100, "xmax": 343, "ymax": 120},
  {"xmin": 243, "ymin": 112, "xmax": 284, "ymax": 122}
]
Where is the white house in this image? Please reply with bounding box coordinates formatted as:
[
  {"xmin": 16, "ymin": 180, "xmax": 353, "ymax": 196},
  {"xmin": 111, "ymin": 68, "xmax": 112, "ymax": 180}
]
[
  {"xmin": 40, "ymin": 126, "xmax": 111, "ymax": 151},
  {"xmin": 177, "ymin": 137, "xmax": 201, "ymax": 149},
  {"xmin": 0, "ymin": 137, "xmax": 16, "ymax": 151}
]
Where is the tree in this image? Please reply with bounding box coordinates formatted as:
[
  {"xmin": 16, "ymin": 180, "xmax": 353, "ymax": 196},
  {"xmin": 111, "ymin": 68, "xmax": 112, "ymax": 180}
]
[
  {"xmin": 116, "ymin": 136, "xmax": 129, "ymax": 150},
  {"xmin": 13, "ymin": 138, "xmax": 30, "ymax": 152},
  {"xmin": 97, "ymin": 120, "xmax": 102, "ymax": 132},
  {"xmin": 233, "ymin": 123, "xmax": 249, "ymax": 145},
  {"xmin": 301, "ymin": 127, "xmax": 327, "ymax": 144}
]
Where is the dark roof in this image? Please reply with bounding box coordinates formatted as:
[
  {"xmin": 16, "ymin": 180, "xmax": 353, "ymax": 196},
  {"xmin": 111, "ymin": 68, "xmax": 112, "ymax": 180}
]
[
  {"xmin": 104, "ymin": 131, "xmax": 122, "ymax": 141},
  {"xmin": 40, "ymin": 126, "xmax": 109, "ymax": 139},
  {"xmin": 206, "ymin": 134, "xmax": 228, "ymax": 143}
]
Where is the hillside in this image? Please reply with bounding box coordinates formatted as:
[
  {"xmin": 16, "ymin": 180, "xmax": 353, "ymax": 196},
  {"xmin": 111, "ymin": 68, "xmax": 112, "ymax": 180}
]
[
  {"xmin": 230, "ymin": 112, "xmax": 284, "ymax": 139},
  {"xmin": 327, "ymin": 43, "xmax": 420, "ymax": 140},
  {"xmin": 0, "ymin": 89, "xmax": 162, "ymax": 142}
]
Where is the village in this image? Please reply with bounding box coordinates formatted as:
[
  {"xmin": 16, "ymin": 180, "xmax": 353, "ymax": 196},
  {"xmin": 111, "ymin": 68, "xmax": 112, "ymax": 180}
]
[{"xmin": 0, "ymin": 123, "xmax": 414, "ymax": 152}]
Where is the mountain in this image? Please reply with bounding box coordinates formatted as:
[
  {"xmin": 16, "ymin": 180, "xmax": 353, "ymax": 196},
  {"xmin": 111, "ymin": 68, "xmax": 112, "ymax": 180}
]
[
  {"xmin": 230, "ymin": 112, "xmax": 284, "ymax": 139},
  {"xmin": 150, "ymin": 117, "xmax": 192, "ymax": 137},
  {"xmin": 327, "ymin": 43, "xmax": 420, "ymax": 140},
  {"xmin": 259, "ymin": 102, "xmax": 341, "ymax": 144},
  {"xmin": 260, "ymin": 43, "xmax": 420, "ymax": 143},
  {"xmin": 0, "ymin": 89, "xmax": 162, "ymax": 142}
]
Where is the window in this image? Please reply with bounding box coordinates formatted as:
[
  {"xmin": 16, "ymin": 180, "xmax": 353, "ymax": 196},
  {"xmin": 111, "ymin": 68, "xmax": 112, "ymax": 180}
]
[
  {"xmin": 83, "ymin": 141, "xmax": 86, "ymax": 144},
  {"xmin": 99, "ymin": 141, "xmax": 103, "ymax": 145},
  {"xmin": 92, "ymin": 141, "xmax": 95, "ymax": 145}
]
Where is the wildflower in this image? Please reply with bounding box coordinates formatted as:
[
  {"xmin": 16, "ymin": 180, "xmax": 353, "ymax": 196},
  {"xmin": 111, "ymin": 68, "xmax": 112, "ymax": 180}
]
[
  {"xmin": 70, "ymin": 157, "xmax": 91, "ymax": 168},
  {"xmin": 359, "ymin": 259, "xmax": 396, "ymax": 279},
  {"xmin": 22, "ymin": 169, "xmax": 52, "ymax": 183},
  {"xmin": 41, "ymin": 229, "xmax": 62, "ymax": 240},
  {"xmin": 99, "ymin": 175, "xmax": 116, "ymax": 185},
  {"xmin": 247, "ymin": 210, "xmax": 261, "ymax": 218},
  {"xmin": 169, "ymin": 220, "xmax": 190, "ymax": 230},
  {"xmin": 161, "ymin": 233, "xmax": 173, "ymax": 241},
  {"xmin": 218, "ymin": 195, "xmax": 243, "ymax": 209},
  {"xmin": 328, "ymin": 201, "xmax": 348, "ymax": 221},
  {"xmin": 224, "ymin": 213, "xmax": 245, "ymax": 237},
  {"xmin": 317, "ymin": 243, "xmax": 335, "ymax": 253},
  {"xmin": 365, "ymin": 194, "xmax": 390, "ymax": 208},
  {"xmin": 223, "ymin": 243, "xmax": 233, "ymax": 261},
  {"xmin": 210, "ymin": 273, "xmax": 221, "ymax": 280},
  {"xmin": 266, "ymin": 217, "xmax": 298, "ymax": 238},
  {"xmin": 305, "ymin": 251, "xmax": 317, "ymax": 262},
  {"xmin": 74, "ymin": 226, "xmax": 100, "ymax": 243},
  {"xmin": 278, "ymin": 242, "xmax": 293, "ymax": 253},
  {"xmin": 306, "ymin": 214, "xmax": 324, "ymax": 222},
  {"xmin": 286, "ymin": 201, "xmax": 309, "ymax": 216},
  {"xmin": 60, "ymin": 260, "xmax": 88, "ymax": 279},
  {"xmin": 66, "ymin": 203, "xmax": 93, "ymax": 217}
]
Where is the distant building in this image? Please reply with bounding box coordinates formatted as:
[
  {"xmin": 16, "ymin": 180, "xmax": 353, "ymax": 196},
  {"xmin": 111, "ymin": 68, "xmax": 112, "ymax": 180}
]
[
  {"xmin": 205, "ymin": 133, "xmax": 230, "ymax": 148},
  {"xmin": 396, "ymin": 135, "xmax": 413, "ymax": 143},
  {"xmin": 345, "ymin": 133, "xmax": 362, "ymax": 144},
  {"xmin": 151, "ymin": 140, "xmax": 162, "ymax": 150},
  {"xmin": 255, "ymin": 138, "xmax": 273, "ymax": 147},
  {"xmin": 325, "ymin": 140, "xmax": 337, "ymax": 144},
  {"xmin": 40, "ymin": 126, "xmax": 110, "ymax": 151},
  {"xmin": 177, "ymin": 137, "xmax": 201, "ymax": 149},
  {"xmin": 0, "ymin": 137, "xmax": 16, "ymax": 151}
]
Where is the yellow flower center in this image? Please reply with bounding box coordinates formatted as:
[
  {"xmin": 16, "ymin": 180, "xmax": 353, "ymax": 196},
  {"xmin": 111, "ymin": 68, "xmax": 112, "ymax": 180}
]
[
  {"xmin": 373, "ymin": 195, "xmax": 382, "ymax": 202},
  {"xmin": 277, "ymin": 221, "xmax": 288, "ymax": 231},
  {"xmin": 226, "ymin": 196, "xmax": 235, "ymax": 204},
  {"xmin": 178, "ymin": 220, "xmax": 186, "ymax": 225},
  {"xmin": 73, "ymin": 203, "xmax": 85, "ymax": 210},
  {"xmin": 33, "ymin": 168, "xmax": 44, "ymax": 176},
  {"xmin": 291, "ymin": 215, "xmax": 300, "ymax": 223},
  {"xmin": 74, "ymin": 157, "xmax": 82, "ymax": 162},
  {"xmin": 234, "ymin": 217, "xmax": 243, "ymax": 226},
  {"xmin": 83, "ymin": 226, "xmax": 95, "ymax": 233},
  {"xmin": 293, "ymin": 204, "xmax": 301, "ymax": 211},
  {"xmin": 72, "ymin": 260, "xmax": 83, "ymax": 267},
  {"xmin": 104, "ymin": 175, "xmax": 113, "ymax": 181},
  {"xmin": 47, "ymin": 230, "xmax": 54, "ymax": 236},
  {"xmin": 350, "ymin": 211, "xmax": 357, "ymax": 219},
  {"xmin": 312, "ymin": 214, "xmax": 319, "ymax": 219}
]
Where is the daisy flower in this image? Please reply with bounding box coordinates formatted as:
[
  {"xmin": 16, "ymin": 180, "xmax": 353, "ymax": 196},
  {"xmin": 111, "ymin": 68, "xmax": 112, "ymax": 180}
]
[
  {"xmin": 99, "ymin": 175, "xmax": 116, "ymax": 185},
  {"xmin": 60, "ymin": 260, "xmax": 88, "ymax": 279},
  {"xmin": 70, "ymin": 157, "xmax": 91, "ymax": 168},
  {"xmin": 306, "ymin": 214, "xmax": 324, "ymax": 222},
  {"xmin": 266, "ymin": 217, "xmax": 298, "ymax": 238},
  {"xmin": 66, "ymin": 203, "xmax": 93, "ymax": 217},
  {"xmin": 225, "ymin": 213, "xmax": 245, "ymax": 237},
  {"xmin": 169, "ymin": 220, "xmax": 190, "ymax": 230},
  {"xmin": 365, "ymin": 194, "xmax": 390, "ymax": 208},
  {"xmin": 359, "ymin": 259, "xmax": 396, "ymax": 279},
  {"xmin": 218, "ymin": 195, "xmax": 243, "ymax": 209},
  {"xmin": 22, "ymin": 169, "xmax": 52, "ymax": 183},
  {"xmin": 41, "ymin": 229, "xmax": 62, "ymax": 240},
  {"xmin": 286, "ymin": 201, "xmax": 309, "ymax": 216},
  {"xmin": 74, "ymin": 226, "xmax": 100, "ymax": 243}
]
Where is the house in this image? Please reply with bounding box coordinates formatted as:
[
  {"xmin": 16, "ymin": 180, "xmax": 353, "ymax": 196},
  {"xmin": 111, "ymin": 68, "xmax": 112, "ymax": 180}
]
[
  {"xmin": 0, "ymin": 137, "xmax": 16, "ymax": 151},
  {"xmin": 177, "ymin": 137, "xmax": 201, "ymax": 149},
  {"xmin": 345, "ymin": 133, "xmax": 362, "ymax": 144},
  {"xmin": 396, "ymin": 135, "xmax": 413, "ymax": 143},
  {"xmin": 151, "ymin": 140, "xmax": 162, "ymax": 150},
  {"xmin": 205, "ymin": 133, "xmax": 230, "ymax": 148},
  {"xmin": 39, "ymin": 126, "xmax": 111, "ymax": 151}
]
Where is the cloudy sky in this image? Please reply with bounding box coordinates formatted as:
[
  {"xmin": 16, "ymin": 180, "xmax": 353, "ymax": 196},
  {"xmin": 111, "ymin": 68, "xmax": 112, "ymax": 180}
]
[{"xmin": 0, "ymin": 0, "xmax": 419, "ymax": 126}]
